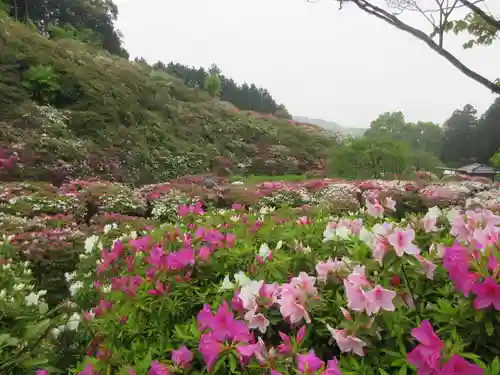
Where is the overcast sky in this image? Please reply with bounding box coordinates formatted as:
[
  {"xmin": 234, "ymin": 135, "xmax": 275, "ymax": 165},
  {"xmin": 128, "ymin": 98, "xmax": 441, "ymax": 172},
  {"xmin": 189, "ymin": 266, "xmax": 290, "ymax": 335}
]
[{"xmin": 113, "ymin": 0, "xmax": 499, "ymax": 128}]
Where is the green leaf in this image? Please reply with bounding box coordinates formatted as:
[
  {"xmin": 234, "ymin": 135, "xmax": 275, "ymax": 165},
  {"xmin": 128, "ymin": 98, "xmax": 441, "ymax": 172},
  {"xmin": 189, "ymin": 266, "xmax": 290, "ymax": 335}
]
[
  {"xmin": 486, "ymin": 320, "xmax": 494, "ymax": 337},
  {"xmin": 24, "ymin": 318, "xmax": 51, "ymax": 342},
  {"xmin": 21, "ymin": 356, "xmax": 49, "ymax": 369},
  {"xmin": 379, "ymin": 369, "xmax": 390, "ymax": 375}
]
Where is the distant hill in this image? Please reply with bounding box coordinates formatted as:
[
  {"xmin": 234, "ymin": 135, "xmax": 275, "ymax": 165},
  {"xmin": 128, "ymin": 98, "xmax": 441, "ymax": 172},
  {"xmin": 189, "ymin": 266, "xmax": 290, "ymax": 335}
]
[
  {"xmin": 0, "ymin": 13, "xmax": 335, "ymax": 185},
  {"xmin": 293, "ymin": 116, "xmax": 366, "ymax": 137}
]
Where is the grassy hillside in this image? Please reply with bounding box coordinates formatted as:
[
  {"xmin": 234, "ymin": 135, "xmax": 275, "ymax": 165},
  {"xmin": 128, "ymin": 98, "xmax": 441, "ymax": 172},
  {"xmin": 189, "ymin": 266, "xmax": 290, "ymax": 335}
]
[
  {"xmin": 293, "ymin": 116, "xmax": 366, "ymax": 137},
  {"xmin": 0, "ymin": 14, "xmax": 335, "ymax": 185}
]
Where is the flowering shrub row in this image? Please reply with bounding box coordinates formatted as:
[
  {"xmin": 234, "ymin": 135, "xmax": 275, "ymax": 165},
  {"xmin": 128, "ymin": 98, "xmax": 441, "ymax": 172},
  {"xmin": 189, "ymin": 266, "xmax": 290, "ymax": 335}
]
[{"xmin": 1, "ymin": 177, "xmax": 500, "ymax": 374}]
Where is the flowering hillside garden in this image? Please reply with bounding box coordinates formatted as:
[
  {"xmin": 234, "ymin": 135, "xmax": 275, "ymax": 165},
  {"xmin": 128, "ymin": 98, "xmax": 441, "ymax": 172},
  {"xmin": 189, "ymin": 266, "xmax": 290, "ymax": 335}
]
[{"xmin": 2, "ymin": 176, "xmax": 500, "ymax": 375}]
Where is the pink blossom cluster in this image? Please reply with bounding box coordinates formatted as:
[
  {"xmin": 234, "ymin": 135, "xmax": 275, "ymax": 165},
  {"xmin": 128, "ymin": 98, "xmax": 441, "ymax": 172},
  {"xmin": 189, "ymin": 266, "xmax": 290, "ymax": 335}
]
[
  {"xmin": 450, "ymin": 209, "xmax": 500, "ymax": 245},
  {"xmin": 444, "ymin": 243, "xmax": 500, "ymax": 310},
  {"xmin": 230, "ymin": 272, "xmax": 319, "ymax": 334},
  {"xmin": 362, "ymin": 223, "xmax": 421, "ymax": 265},
  {"xmin": 365, "ymin": 195, "xmax": 396, "ymax": 218},
  {"xmin": 343, "ymin": 266, "xmax": 397, "ymax": 316},
  {"xmin": 407, "ymin": 320, "xmax": 483, "ymax": 375}
]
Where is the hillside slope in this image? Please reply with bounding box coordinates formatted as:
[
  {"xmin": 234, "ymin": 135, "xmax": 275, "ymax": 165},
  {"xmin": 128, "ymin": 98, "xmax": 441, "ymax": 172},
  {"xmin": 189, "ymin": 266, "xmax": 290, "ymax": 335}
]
[
  {"xmin": 294, "ymin": 116, "xmax": 366, "ymax": 137},
  {"xmin": 0, "ymin": 14, "xmax": 335, "ymax": 185}
]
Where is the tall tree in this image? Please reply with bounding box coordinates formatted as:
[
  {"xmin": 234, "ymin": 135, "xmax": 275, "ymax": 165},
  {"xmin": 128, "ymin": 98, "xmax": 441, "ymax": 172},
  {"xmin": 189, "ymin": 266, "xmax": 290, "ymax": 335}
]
[
  {"xmin": 440, "ymin": 104, "xmax": 478, "ymax": 166},
  {"xmin": 310, "ymin": 0, "xmax": 499, "ymax": 94},
  {"xmin": 475, "ymin": 97, "xmax": 500, "ymax": 163},
  {"xmin": 4, "ymin": 0, "xmax": 128, "ymax": 57},
  {"xmin": 157, "ymin": 61, "xmax": 289, "ymax": 116},
  {"xmin": 365, "ymin": 111, "xmax": 443, "ymax": 158}
]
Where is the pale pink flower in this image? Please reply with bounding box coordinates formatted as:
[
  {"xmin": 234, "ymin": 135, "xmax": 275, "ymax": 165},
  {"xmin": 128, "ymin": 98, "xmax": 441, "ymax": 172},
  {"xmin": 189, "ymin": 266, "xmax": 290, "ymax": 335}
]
[
  {"xmin": 328, "ymin": 327, "xmax": 366, "ymax": 356},
  {"xmin": 422, "ymin": 215, "xmax": 440, "ymax": 233},
  {"xmin": 346, "ymin": 266, "xmax": 370, "ymax": 287},
  {"xmin": 278, "ymin": 295, "xmax": 311, "ymax": 324},
  {"xmin": 415, "ymin": 255, "xmax": 437, "ymax": 280},
  {"xmin": 384, "ymin": 197, "xmax": 396, "ymax": 212},
  {"xmin": 291, "ymin": 272, "xmax": 317, "ymax": 295},
  {"xmin": 387, "ymin": 227, "xmax": 420, "ymax": 257},
  {"xmin": 364, "ymin": 285, "xmax": 396, "ymax": 316},
  {"xmin": 244, "ymin": 309, "xmax": 270, "ymax": 333},
  {"xmin": 366, "ymin": 199, "xmax": 384, "ymax": 218},
  {"xmin": 343, "ymin": 279, "xmax": 367, "ymax": 312},
  {"xmin": 473, "ymin": 225, "xmax": 500, "ymax": 249},
  {"xmin": 315, "ymin": 258, "xmax": 347, "ymax": 283}
]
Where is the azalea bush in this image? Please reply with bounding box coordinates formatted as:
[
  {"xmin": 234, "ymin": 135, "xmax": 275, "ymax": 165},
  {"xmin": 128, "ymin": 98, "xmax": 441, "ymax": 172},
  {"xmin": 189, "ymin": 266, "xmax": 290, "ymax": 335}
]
[{"xmin": 2, "ymin": 177, "xmax": 500, "ymax": 374}]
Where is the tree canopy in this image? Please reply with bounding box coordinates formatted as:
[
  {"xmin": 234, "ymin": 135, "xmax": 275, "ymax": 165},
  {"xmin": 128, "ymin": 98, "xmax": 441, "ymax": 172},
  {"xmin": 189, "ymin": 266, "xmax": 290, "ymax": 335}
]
[
  {"xmin": 3, "ymin": 0, "xmax": 128, "ymax": 57},
  {"xmin": 153, "ymin": 62, "xmax": 291, "ymax": 118}
]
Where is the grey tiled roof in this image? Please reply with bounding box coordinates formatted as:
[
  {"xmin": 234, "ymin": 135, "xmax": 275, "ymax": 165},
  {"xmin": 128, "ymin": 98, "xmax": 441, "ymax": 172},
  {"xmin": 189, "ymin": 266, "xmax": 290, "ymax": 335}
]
[{"xmin": 456, "ymin": 163, "xmax": 497, "ymax": 174}]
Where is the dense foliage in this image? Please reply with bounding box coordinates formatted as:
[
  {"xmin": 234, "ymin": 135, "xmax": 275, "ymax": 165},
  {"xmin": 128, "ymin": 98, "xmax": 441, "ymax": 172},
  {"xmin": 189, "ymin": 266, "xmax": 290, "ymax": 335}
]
[
  {"xmin": 152, "ymin": 62, "xmax": 291, "ymax": 118},
  {"xmin": 2, "ymin": 176, "xmax": 500, "ymax": 374},
  {"xmin": 2, "ymin": 0, "xmax": 128, "ymax": 57}
]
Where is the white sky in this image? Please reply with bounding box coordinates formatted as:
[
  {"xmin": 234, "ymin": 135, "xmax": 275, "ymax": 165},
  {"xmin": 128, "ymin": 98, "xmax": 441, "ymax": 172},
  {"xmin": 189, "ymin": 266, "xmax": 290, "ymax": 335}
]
[{"xmin": 112, "ymin": 0, "xmax": 499, "ymax": 128}]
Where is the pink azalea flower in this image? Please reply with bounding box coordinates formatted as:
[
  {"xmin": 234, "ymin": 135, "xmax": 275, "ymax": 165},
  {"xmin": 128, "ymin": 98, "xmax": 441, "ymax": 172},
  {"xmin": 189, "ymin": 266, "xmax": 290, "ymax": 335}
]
[
  {"xmin": 172, "ymin": 346, "xmax": 193, "ymax": 368},
  {"xmin": 407, "ymin": 320, "xmax": 443, "ymax": 374},
  {"xmin": 422, "ymin": 215, "xmax": 440, "ymax": 233},
  {"xmin": 439, "ymin": 355, "xmax": 484, "ymax": 375},
  {"xmin": 315, "ymin": 258, "xmax": 347, "ymax": 283},
  {"xmin": 384, "ymin": 197, "xmax": 397, "ymax": 212},
  {"xmin": 411, "ymin": 320, "xmax": 443, "ymax": 351},
  {"xmin": 77, "ymin": 364, "xmax": 96, "ymax": 375},
  {"xmin": 278, "ymin": 294, "xmax": 311, "ymax": 324},
  {"xmin": 387, "ymin": 227, "xmax": 420, "ymax": 257},
  {"xmin": 328, "ymin": 328, "xmax": 366, "ymax": 356},
  {"xmin": 415, "ymin": 255, "xmax": 437, "ymax": 280},
  {"xmin": 321, "ymin": 358, "xmax": 343, "ymax": 375},
  {"xmin": 296, "ymin": 351, "xmax": 325, "ymax": 375},
  {"xmin": 366, "ymin": 199, "xmax": 384, "ymax": 218},
  {"xmin": 472, "ymin": 277, "xmax": 500, "ymax": 310},
  {"xmin": 149, "ymin": 360, "xmax": 170, "ymax": 375},
  {"xmin": 199, "ymin": 333, "xmax": 225, "ymax": 371},
  {"xmin": 364, "ymin": 285, "xmax": 396, "ymax": 315},
  {"xmin": 36, "ymin": 371, "xmax": 49, "ymax": 375},
  {"xmin": 291, "ymin": 272, "xmax": 318, "ymax": 295},
  {"xmin": 343, "ymin": 279, "xmax": 367, "ymax": 312},
  {"xmin": 277, "ymin": 331, "xmax": 293, "ymax": 354},
  {"xmin": 296, "ymin": 325, "xmax": 306, "ymax": 343},
  {"xmin": 244, "ymin": 309, "xmax": 270, "ymax": 333},
  {"xmin": 473, "ymin": 225, "xmax": 500, "ymax": 249}
]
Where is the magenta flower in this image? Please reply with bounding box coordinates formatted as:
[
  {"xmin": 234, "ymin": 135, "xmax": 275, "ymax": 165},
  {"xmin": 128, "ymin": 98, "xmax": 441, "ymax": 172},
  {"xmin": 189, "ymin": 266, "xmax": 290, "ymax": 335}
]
[
  {"xmin": 439, "ymin": 355, "xmax": 484, "ymax": 375},
  {"xmin": 36, "ymin": 370, "xmax": 49, "ymax": 375},
  {"xmin": 199, "ymin": 332, "xmax": 225, "ymax": 371},
  {"xmin": 77, "ymin": 364, "xmax": 96, "ymax": 375},
  {"xmin": 172, "ymin": 346, "xmax": 193, "ymax": 368},
  {"xmin": 148, "ymin": 360, "xmax": 170, "ymax": 375},
  {"xmin": 277, "ymin": 332, "xmax": 293, "ymax": 354},
  {"xmin": 472, "ymin": 277, "xmax": 500, "ymax": 310},
  {"xmin": 321, "ymin": 358, "xmax": 343, "ymax": 375},
  {"xmin": 297, "ymin": 351, "xmax": 324, "ymax": 375},
  {"xmin": 407, "ymin": 320, "xmax": 443, "ymax": 374}
]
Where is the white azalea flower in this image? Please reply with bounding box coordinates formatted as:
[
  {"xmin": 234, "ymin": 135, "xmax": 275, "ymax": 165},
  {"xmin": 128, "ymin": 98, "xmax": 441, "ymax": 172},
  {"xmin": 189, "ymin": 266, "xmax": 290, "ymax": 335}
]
[
  {"xmin": 219, "ymin": 275, "xmax": 235, "ymax": 291},
  {"xmin": 258, "ymin": 243, "xmax": 271, "ymax": 259},
  {"xmin": 234, "ymin": 271, "xmax": 252, "ymax": 287}
]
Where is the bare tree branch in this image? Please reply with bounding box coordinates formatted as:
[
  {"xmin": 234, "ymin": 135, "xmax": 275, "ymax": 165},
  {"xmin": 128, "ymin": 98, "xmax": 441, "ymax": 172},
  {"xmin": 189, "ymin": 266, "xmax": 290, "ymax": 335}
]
[
  {"xmin": 458, "ymin": 0, "xmax": 500, "ymax": 30},
  {"xmin": 343, "ymin": 0, "xmax": 500, "ymax": 94}
]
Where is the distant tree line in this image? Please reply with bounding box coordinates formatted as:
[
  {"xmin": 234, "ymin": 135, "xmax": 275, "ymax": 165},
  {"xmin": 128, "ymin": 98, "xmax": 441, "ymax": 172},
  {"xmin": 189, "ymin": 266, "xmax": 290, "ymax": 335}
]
[
  {"xmin": 2, "ymin": 0, "xmax": 128, "ymax": 57},
  {"xmin": 152, "ymin": 61, "xmax": 291, "ymax": 118},
  {"xmin": 329, "ymin": 97, "xmax": 500, "ymax": 179}
]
